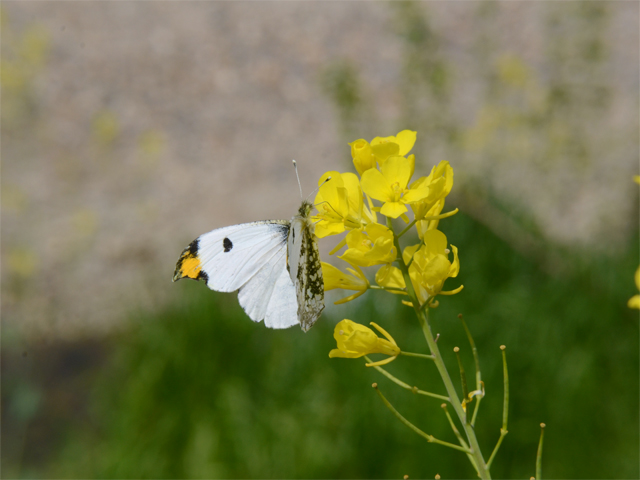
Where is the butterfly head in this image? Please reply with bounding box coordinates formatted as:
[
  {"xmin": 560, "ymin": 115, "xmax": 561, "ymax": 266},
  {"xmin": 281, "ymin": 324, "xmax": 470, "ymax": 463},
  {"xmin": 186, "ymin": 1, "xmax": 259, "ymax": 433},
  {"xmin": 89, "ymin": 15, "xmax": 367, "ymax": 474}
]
[{"xmin": 298, "ymin": 200, "xmax": 314, "ymax": 219}]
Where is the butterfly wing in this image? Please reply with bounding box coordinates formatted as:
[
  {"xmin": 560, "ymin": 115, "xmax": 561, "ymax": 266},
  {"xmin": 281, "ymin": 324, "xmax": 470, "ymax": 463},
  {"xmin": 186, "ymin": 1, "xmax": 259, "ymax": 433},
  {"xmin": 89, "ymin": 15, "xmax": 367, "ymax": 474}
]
[
  {"xmin": 289, "ymin": 206, "xmax": 325, "ymax": 332},
  {"xmin": 173, "ymin": 221, "xmax": 299, "ymax": 329}
]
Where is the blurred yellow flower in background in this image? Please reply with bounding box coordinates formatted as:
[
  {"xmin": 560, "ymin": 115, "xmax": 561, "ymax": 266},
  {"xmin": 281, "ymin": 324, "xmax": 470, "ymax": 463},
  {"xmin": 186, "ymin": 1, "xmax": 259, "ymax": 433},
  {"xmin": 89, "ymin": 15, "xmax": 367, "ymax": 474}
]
[{"xmin": 628, "ymin": 267, "xmax": 640, "ymax": 309}]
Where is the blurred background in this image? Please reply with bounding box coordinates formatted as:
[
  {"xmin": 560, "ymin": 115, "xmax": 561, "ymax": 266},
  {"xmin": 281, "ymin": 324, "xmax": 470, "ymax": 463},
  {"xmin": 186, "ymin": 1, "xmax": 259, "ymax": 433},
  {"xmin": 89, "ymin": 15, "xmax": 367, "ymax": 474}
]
[{"xmin": 2, "ymin": 1, "xmax": 638, "ymax": 478}]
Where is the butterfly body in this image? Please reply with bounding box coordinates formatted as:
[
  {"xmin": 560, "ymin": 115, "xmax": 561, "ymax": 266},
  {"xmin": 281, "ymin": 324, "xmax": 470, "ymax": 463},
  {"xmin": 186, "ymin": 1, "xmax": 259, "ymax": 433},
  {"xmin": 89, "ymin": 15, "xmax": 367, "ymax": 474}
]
[{"xmin": 173, "ymin": 200, "xmax": 324, "ymax": 331}]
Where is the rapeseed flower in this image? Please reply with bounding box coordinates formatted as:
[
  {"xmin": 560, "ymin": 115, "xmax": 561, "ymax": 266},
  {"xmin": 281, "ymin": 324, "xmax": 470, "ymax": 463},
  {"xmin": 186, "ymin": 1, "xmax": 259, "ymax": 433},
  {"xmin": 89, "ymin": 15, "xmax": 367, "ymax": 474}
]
[
  {"xmin": 313, "ymin": 171, "xmax": 376, "ymax": 238},
  {"xmin": 361, "ymin": 155, "xmax": 430, "ymax": 218},
  {"xmin": 329, "ymin": 319, "xmax": 400, "ymax": 367},
  {"xmin": 339, "ymin": 223, "xmax": 397, "ymax": 267},
  {"xmin": 322, "ymin": 261, "xmax": 369, "ymax": 304}
]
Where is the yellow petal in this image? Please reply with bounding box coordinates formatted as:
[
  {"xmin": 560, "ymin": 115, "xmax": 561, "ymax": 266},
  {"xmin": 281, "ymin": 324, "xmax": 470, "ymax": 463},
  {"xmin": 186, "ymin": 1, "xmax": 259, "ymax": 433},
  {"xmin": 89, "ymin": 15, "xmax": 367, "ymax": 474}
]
[
  {"xmin": 422, "ymin": 255, "xmax": 451, "ymax": 285},
  {"xmin": 380, "ymin": 155, "xmax": 412, "ymax": 189},
  {"xmin": 402, "ymin": 244, "xmax": 421, "ymax": 265},
  {"xmin": 628, "ymin": 295, "xmax": 640, "ymax": 309},
  {"xmin": 314, "ymin": 221, "xmax": 345, "ymax": 238},
  {"xmin": 375, "ymin": 264, "xmax": 406, "ymax": 293},
  {"xmin": 449, "ymin": 245, "xmax": 460, "ymax": 278},
  {"xmin": 402, "ymin": 182, "xmax": 430, "ymax": 203},
  {"xmin": 350, "ymin": 139, "xmax": 376, "ymax": 175},
  {"xmin": 422, "ymin": 229, "xmax": 448, "ymax": 256},
  {"xmin": 370, "ymin": 322, "xmax": 398, "ymax": 346},
  {"xmin": 380, "ymin": 201, "xmax": 408, "ymax": 219},
  {"xmin": 365, "ymin": 356, "xmax": 398, "ymax": 367},
  {"xmin": 395, "ymin": 130, "xmax": 417, "ymax": 156},
  {"xmin": 361, "ymin": 168, "xmax": 393, "ymax": 202},
  {"xmin": 371, "ymin": 142, "xmax": 400, "ymax": 162}
]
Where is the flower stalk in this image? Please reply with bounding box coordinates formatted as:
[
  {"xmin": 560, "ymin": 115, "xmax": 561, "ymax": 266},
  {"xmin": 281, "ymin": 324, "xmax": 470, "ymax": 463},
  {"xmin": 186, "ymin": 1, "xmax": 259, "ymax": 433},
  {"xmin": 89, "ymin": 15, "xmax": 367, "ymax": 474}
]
[
  {"xmin": 487, "ymin": 346, "xmax": 509, "ymax": 469},
  {"xmin": 388, "ymin": 217, "xmax": 492, "ymax": 479},
  {"xmin": 321, "ymin": 130, "xmax": 539, "ymax": 478}
]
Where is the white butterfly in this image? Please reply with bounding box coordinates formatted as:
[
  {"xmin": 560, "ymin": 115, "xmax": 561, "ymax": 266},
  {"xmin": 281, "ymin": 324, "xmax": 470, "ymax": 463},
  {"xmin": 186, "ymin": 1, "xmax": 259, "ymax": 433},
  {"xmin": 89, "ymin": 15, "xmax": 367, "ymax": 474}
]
[{"xmin": 173, "ymin": 197, "xmax": 324, "ymax": 332}]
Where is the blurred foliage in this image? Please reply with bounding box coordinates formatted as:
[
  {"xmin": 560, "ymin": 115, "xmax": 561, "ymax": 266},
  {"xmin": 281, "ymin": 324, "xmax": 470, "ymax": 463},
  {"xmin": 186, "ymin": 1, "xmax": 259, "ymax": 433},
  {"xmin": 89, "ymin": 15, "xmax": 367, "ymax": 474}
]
[
  {"xmin": 4, "ymin": 213, "xmax": 638, "ymax": 478},
  {"xmin": 320, "ymin": 60, "xmax": 368, "ymax": 142},
  {"xmin": 0, "ymin": 6, "xmax": 50, "ymax": 130}
]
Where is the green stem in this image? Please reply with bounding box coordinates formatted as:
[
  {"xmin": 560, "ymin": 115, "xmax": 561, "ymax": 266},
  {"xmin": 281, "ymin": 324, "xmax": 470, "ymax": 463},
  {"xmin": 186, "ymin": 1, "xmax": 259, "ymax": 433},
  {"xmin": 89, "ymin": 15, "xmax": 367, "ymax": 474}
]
[
  {"xmin": 441, "ymin": 403, "xmax": 478, "ymax": 475},
  {"xmin": 536, "ymin": 423, "xmax": 546, "ymax": 479},
  {"xmin": 364, "ymin": 356, "xmax": 449, "ymax": 401},
  {"xmin": 501, "ymin": 347, "xmax": 509, "ymax": 430},
  {"xmin": 459, "ymin": 314, "xmax": 482, "ymax": 389},
  {"xmin": 459, "ymin": 314, "xmax": 483, "ymax": 427},
  {"xmin": 454, "ymin": 347, "xmax": 470, "ymax": 415},
  {"xmin": 486, "ymin": 430, "xmax": 507, "ymax": 469},
  {"xmin": 397, "ymin": 218, "xmax": 418, "ymax": 238},
  {"xmin": 388, "ymin": 218, "xmax": 491, "ymax": 479},
  {"xmin": 487, "ymin": 346, "xmax": 510, "ymax": 469},
  {"xmin": 471, "ymin": 394, "xmax": 483, "ymax": 428},
  {"xmin": 369, "ymin": 285, "xmax": 406, "ymax": 293},
  {"xmin": 373, "ymin": 384, "xmax": 471, "ymax": 454},
  {"xmin": 399, "ymin": 351, "xmax": 435, "ymax": 360}
]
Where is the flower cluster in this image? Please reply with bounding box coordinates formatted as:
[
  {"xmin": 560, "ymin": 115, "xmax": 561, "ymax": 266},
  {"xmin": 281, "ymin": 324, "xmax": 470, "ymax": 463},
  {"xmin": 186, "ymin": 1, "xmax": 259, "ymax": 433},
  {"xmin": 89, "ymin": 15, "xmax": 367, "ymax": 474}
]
[{"xmin": 317, "ymin": 130, "xmax": 461, "ymax": 364}]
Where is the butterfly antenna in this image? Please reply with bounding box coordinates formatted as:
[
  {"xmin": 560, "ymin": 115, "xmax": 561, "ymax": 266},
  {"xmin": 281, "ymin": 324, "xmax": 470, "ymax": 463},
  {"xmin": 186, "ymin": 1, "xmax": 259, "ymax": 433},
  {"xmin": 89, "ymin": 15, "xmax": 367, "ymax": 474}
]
[
  {"xmin": 306, "ymin": 175, "xmax": 332, "ymax": 203},
  {"xmin": 292, "ymin": 160, "xmax": 303, "ymax": 201}
]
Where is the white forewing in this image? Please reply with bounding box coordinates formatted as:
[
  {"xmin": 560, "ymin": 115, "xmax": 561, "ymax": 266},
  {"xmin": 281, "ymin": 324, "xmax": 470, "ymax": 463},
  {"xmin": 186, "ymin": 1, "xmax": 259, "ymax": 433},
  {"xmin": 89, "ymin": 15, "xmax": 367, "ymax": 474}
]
[
  {"xmin": 197, "ymin": 222, "xmax": 289, "ymax": 292},
  {"xmin": 174, "ymin": 201, "xmax": 324, "ymax": 331}
]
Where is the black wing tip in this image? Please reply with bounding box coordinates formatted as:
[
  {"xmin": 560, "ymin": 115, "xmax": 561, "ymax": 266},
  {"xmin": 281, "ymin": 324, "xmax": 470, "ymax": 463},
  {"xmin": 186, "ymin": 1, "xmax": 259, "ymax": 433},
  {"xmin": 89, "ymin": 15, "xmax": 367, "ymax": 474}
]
[{"xmin": 173, "ymin": 238, "xmax": 202, "ymax": 283}]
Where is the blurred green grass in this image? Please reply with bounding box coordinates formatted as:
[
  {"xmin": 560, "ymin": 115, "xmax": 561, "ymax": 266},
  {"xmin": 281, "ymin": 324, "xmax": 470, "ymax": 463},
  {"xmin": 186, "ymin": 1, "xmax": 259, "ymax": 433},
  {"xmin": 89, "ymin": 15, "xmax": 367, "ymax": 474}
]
[{"xmin": 6, "ymin": 211, "xmax": 636, "ymax": 479}]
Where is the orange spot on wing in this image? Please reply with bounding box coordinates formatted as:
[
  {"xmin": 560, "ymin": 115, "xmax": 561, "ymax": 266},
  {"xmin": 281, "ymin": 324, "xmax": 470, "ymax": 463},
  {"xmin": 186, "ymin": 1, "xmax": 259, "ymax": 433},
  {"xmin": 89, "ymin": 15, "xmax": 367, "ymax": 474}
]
[{"xmin": 180, "ymin": 255, "xmax": 201, "ymax": 279}]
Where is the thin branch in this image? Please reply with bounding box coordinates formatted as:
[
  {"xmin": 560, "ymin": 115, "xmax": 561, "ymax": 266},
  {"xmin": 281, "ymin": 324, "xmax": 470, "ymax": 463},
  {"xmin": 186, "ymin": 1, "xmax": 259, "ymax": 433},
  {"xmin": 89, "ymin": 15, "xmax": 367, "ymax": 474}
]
[
  {"xmin": 441, "ymin": 404, "xmax": 478, "ymax": 475},
  {"xmin": 364, "ymin": 356, "xmax": 449, "ymax": 401},
  {"xmin": 399, "ymin": 351, "xmax": 436, "ymax": 361},
  {"xmin": 453, "ymin": 347, "xmax": 469, "ymax": 420},
  {"xmin": 397, "ymin": 218, "xmax": 418, "ymax": 238},
  {"xmin": 501, "ymin": 346, "xmax": 509, "ymax": 430},
  {"xmin": 372, "ymin": 384, "xmax": 471, "ymax": 454},
  {"xmin": 536, "ymin": 423, "xmax": 546, "ymax": 479},
  {"xmin": 487, "ymin": 346, "xmax": 510, "ymax": 469},
  {"xmin": 369, "ymin": 285, "xmax": 406, "ymax": 293}
]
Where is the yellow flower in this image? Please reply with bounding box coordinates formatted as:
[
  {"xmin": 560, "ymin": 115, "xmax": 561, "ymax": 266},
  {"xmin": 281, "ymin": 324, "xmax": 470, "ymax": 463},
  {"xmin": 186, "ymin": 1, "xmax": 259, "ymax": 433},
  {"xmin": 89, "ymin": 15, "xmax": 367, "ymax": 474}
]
[
  {"xmin": 410, "ymin": 160, "xmax": 454, "ymax": 221},
  {"xmin": 349, "ymin": 139, "xmax": 377, "ymax": 176},
  {"xmin": 629, "ymin": 267, "xmax": 640, "ymax": 309},
  {"xmin": 350, "ymin": 130, "xmax": 417, "ymax": 176},
  {"xmin": 415, "ymin": 198, "xmax": 445, "ymax": 239},
  {"xmin": 313, "ymin": 171, "xmax": 376, "ymax": 238},
  {"xmin": 408, "ymin": 230, "xmax": 462, "ymax": 303},
  {"xmin": 361, "ymin": 155, "xmax": 430, "ymax": 218},
  {"xmin": 378, "ymin": 231, "xmax": 462, "ymax": 305},
  {"xmin": 371, "ymin": 130, "xmax": 417, "ymax": 160},
  {"xmin": 322, "ymin": 261, "xmax": 369, "ymax": 304},
  {"xmin": 339, "ymin": 223, "xmax": 397, "ymax": 267},
  {"xmin": 329, "ymin": 319, "xmax": 400, "ymax": 367},
  {"xmin": 375, "ymin": 264, "xmax": 406, "ymax": 295}
]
